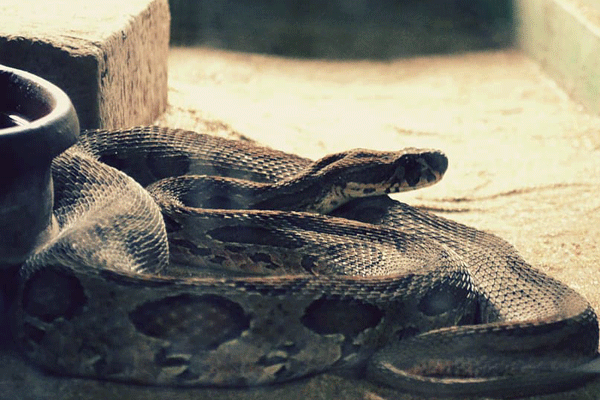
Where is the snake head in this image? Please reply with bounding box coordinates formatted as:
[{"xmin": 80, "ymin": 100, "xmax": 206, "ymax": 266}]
[{"xmin": 305, "ymin": 148, "xmax": 448, "ymax": 213}]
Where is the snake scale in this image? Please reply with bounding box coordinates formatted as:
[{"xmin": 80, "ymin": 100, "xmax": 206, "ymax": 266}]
[{"xmin": 10, "ymin": 126, "xmax": 600, "ymax": 397}]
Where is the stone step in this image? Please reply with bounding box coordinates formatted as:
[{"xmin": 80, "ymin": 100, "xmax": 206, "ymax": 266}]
[{"xmin": 0, "ymin": 0, "xmax": 170, "ymax": 130}]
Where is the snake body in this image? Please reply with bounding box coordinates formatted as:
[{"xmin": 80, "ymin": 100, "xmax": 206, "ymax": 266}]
[{"xmin": 11, "ymin": 126, "xmax": 600, "ymax": 397}]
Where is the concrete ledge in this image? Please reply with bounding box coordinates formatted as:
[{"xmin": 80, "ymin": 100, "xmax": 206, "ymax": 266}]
[
  {"xmin": 0, "ymin": 0, "xmax": 170, "ymax": 130},
  {"xmin": 516, "ymin": 0, "xmax": 600, "ymax": 114}
]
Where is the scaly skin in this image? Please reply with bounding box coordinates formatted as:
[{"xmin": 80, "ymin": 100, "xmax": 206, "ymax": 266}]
[{"xmin": 10, "ymin": 126, "xmax": 599, "ymax": 398}]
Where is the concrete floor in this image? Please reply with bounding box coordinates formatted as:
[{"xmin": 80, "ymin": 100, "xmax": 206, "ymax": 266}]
[{"xmin": 3, "ymin": 46, "xmax": 600, "ymax": 399}]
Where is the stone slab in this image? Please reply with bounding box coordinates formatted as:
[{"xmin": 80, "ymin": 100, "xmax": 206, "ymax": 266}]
[
  {"xmin": 0, "ymin": 0, "xmax": 170, "ymax": 130},
  {"xmin": 516, "ymin": 0, "xmax": 600, "ymax": 114}
]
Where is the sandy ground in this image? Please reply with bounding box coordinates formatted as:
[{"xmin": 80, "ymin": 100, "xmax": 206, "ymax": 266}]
[{"xmin": 3, "ymin": 47, "xmax": 600, "ymax": 400}]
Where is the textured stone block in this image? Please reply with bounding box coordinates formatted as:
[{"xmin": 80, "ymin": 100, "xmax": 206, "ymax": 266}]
[{"xmin": 0, "ymin": 0, "xmax": 170, "ymax": 129}]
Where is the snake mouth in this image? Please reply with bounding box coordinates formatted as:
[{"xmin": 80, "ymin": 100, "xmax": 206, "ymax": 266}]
[{"xmin": 331, "ymin": 149, "xmax": 449, "ymax": 207}]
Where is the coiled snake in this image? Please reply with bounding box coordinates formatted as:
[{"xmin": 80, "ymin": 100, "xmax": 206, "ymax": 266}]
[{"xmin": 11, "ymin": 126, "xmax": 600, "ymax": 397}]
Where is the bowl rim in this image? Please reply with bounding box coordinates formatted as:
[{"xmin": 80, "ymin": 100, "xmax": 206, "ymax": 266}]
[{"xmin": 0, "ymin": 64, "xmax": 79, "ymax": 164}]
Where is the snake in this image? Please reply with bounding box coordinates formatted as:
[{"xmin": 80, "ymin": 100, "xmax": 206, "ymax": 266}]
[{"xmin": 9, "ymin": 126, "xmax": 600, "ymax": 398}]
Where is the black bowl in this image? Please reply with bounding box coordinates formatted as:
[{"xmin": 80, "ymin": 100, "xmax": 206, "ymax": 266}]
[{"xmin": 0, "ymin": 65, "xmax": 79, "ymax": 266}]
